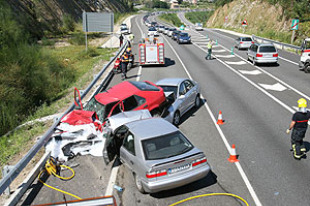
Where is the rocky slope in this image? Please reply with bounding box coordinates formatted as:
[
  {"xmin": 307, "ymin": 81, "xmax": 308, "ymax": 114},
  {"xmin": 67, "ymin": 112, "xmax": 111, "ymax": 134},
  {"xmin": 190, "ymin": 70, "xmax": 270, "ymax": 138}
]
[
  {"xmin": 6, "ymin": 0, "xmax": 129, "ymax": 38},
  {"xmin": 207, "ymin": 0, "xmax": 309, "ymax": 43}
]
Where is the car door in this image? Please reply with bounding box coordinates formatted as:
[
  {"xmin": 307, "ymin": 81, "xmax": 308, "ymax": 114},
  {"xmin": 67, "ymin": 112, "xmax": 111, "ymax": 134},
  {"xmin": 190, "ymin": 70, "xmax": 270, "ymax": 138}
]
[
  {"xmin": 103, "ymin": 125, "xmax": 128, "ymax": 165},
  {"xmin": 120, "ymin": 132, "xmax": 136, "ymax": 171},
  {"xmin": 183, "ymin": 80, "xmax": 196, "ymax": 112},
  {"xmin": 178, "ymin": 81, "xmax": 189, "ymax": 115},
  {"xmin": 248, "ymin": 44, "xmax": 254, "ymax": 60},
  {"xmin": 235, "ymin": 38, "xmax": 240, "ymax": 47}
]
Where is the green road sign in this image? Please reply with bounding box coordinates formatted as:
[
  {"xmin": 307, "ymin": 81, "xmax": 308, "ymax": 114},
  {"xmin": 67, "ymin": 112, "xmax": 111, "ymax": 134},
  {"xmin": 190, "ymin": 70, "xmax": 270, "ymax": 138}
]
[{"xmin": 291, "ymin": 19, "xmax": 299, "ymax": 30}]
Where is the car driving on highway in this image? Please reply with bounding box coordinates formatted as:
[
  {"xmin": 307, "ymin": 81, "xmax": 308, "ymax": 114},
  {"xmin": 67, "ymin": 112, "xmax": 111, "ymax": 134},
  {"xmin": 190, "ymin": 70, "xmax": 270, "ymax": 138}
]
[
  {"xmin": 235, "ymin": 37, "xmax": 253, "ymax": 50},
  {"xmin": 167, "ymin": 28, "xmax": 177, "ymax": 37},
  {"xmin": 84, "ymin": 81, "xmax": 166, "ymax": 122},
  {"xmin": 172, "ymin": 30, "xmax": 181, "ymax": 40},
  {"xmin": 158, "ymin": 25, "xmax": 165, "ymax": 33},
  {"xmin": 148, "ymin": 27, "xmax": 158, "ymax": 36},
  {"xmin": 156, "ymin": 78, "xmax": 200, "ymax": 125},
  {"xmin": 247, "ymin": 43, "xmax": 278, "ymax": 65},
  {"xmin": 103, "ymin": 118, "xmax": 211, "ymax": 193},
  {"xmin": 195, "ymin": 23, "xmax": 203, "ymax": 31},
  {"xmin": 176, "ymin": 32, "xmax": 191, "ymax": 44}
]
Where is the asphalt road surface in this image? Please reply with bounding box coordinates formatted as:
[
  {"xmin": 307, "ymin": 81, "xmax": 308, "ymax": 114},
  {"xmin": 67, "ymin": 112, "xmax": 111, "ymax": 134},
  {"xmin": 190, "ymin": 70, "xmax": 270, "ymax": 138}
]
[{"xmin": 19, "ymin": 13, "xmax": 310, "ymax": 206}]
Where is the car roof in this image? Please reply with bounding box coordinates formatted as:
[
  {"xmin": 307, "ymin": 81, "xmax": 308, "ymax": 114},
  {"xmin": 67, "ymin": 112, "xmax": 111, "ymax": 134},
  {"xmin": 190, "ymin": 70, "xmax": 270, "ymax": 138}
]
[
  {"xmin": 257, "ymin": 43, "xmax": 275, "ymax": 47},
  {"xmin": 156, "ymin": 78, "xmax": 187, "ymax": 86},
  {"xmin": 95, "ymin": 81, "xmax": 140, "ymax": 105},
  {"xmin": 125, "ymin": 118, "xmax": 178, "ymax": 140}
]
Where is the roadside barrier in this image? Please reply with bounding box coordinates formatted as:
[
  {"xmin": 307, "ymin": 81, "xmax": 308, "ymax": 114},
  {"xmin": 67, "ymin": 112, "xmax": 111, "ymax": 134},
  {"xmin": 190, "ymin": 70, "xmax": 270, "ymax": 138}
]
[
  {"xmin": 0, "ymin": 39, "xmax": 129, "ymax": 201},
  {"xmin": 252, "ymin": 35, "xmax": 300, "ymax": 54}
]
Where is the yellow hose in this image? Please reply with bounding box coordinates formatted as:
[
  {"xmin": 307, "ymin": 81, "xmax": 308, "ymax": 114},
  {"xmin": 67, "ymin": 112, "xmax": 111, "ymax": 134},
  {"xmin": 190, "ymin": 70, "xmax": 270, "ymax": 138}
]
[
  {"xmin": 38, "ymin": 158, "xmax": 82, "ymax": 200},
  {"xmin": 169, "ymin": 193, "xmax": 249, "ymax": 206}
]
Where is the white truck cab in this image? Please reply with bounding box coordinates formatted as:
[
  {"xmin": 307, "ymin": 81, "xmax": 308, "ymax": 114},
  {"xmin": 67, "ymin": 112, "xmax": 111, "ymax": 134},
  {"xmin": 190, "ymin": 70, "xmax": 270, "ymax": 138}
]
[{"xmin": 300, "ymin": 38, "xmax": 310, "ymax": 73}]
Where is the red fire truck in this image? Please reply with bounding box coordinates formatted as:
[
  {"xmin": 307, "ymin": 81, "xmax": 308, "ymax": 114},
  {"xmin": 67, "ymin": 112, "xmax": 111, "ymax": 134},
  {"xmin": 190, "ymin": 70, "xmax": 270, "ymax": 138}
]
[{"xmin": 138, "ymin": 37, "xmax": 165, "ymax": 66}]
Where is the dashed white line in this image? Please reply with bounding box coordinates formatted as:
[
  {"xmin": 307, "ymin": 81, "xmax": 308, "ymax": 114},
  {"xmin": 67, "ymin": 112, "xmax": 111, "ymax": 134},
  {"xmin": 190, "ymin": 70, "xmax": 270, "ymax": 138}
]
[
  {"xmin": 225, "ymin": 61, "xmax": 247, "ymax": 65},
  {"xmin": 258, "ymin": 83, "xmax": 287, "ymax": 92},
  {"xmin": 238, "ymin": 70, "xmax": 262, "ymax": 75}
]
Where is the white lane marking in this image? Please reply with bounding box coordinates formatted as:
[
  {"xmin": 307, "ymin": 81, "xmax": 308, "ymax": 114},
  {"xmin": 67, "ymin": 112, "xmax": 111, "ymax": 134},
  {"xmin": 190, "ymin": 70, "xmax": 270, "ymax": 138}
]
[
  {"xmin": 193, "ymin": 41, "xmax": 296, "ymax": 114},
  {"xmin": 137, "ymin": 15, "xmax": 144, "ymax": 37},
  {"xmin": 214, "ymin": 43, "xmax": 310, "ymax": 101},
  {"xmin": 258, "ymin": 83, "xmax": 287, "ymax": 91},
  {"xmin": 163, "ymin": 34, "xmax": 263, "ymax": 206},
  {"xmin": 215, "ymin": 54, "xmax": 235, "ymax": 58},
  {"xmin": 239, "ymin": 70, "xmax": 262, "ymax": 75},
  {"xmin": 136, "ymin": 66, "xmax": 142, "ymax": 81},
  {"xmin": 279, "ymin": 56, "xmax": 299, "ymax": 65},
  {"xmin": 105, "ymin": 166, "xmax": 120, "ymax": 196},
  {"xmin": 225, "ymin": 61, "xmax": 247, "ymax": 65},
  {"xmin": 212, "ymin": 49, "xmax": 226, "ymax": 53},
  {"xmin": 106, "ymin": 16, "xmax": 144, "ymax": 197},
  {"xmin": 206, "ymin": 28, "xmax": 300, "ymax": 66}
]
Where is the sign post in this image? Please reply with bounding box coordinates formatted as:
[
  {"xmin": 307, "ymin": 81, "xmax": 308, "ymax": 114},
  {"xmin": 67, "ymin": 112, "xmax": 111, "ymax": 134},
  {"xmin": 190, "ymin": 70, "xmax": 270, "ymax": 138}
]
[
  {"xmin": 241, "ymin": 19, "xmax": 248, "ymax": 33},
  {"xmin": 83, "ymin": 11, "xmax": 114, "ymax": 51},
  {"xmin": 291, "ymin": 19, "xmax": 299, "ymax": 44}
]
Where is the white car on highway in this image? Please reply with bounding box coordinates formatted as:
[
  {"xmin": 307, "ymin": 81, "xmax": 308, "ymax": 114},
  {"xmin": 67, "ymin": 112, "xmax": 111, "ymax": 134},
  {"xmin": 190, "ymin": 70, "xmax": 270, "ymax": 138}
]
[
  {"xmin": 195, "ymin": 23, "xmax": 203, "ymax": 31},
  {"xmin": 156, "ymin": 78, "xmax": 201, "ymax": 125},
  {"xmin": 148, "ymin": 27, "xmax": 158, "ymax": 36}
]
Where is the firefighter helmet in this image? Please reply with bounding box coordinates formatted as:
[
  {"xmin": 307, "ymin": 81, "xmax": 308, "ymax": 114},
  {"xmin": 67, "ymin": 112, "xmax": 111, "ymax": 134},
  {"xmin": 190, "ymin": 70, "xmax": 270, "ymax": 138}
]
[{"xmin": 298, "ymin": 98, "xmax": 307, "ymax": 108}]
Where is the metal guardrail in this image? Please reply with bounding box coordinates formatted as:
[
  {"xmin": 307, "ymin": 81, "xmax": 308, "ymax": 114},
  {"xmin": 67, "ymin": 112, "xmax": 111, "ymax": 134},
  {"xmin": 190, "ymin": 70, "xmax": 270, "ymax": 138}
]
[
  {"xmin": 0, "ymin": 40, "xmax": 129, "ymax": 195},
  {"xmin": 252, "ymin": 35, "xmax": 301, "ymax": 54}
]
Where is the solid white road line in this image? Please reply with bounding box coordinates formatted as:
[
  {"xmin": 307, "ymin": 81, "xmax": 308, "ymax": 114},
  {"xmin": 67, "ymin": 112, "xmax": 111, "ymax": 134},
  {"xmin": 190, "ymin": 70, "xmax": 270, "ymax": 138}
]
[
  {"xmin": 136, "ymin": 66, "xmax": 142, "ymax": 81},
  {"xmin": 105, "ymin": 166, "xmax": 120, "ymax": 196},
  {"xmin": 258, "ymin": 83, "xmax": 287, "ymax": 92},
  {"xmin": 163, "ymin": 34, "xmax": 263, "ymax": 206},
  {"xmin": 279, "ymin": 56, "xmax": 299, "ymax": 65}
]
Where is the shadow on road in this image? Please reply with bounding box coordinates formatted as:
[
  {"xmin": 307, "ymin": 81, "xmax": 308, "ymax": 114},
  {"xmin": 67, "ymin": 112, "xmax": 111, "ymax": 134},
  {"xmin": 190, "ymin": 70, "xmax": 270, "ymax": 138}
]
[
  {"xmin": 151, "ymin": 170, "xmax": 217, "ymax": 198},
  {"xmin": 178, "ymin": 98, "xmax": 206, "ymax": 126}
]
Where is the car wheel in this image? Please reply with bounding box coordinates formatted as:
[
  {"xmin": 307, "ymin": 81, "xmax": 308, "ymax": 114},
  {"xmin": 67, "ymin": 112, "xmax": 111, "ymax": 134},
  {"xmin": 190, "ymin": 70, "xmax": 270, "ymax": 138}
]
[
  {"xmin": 173, "ymin": 111, "xmax": 180, "ymax": 126},
  {"xmin": 253, "ymin": 59, "xmax": 257, "ymax": 66},
  {"xmin": 194, "ymin": 94, "xmax": 201, "ymax": 108},
  {"xmin": 134, "ymin": 174, "xmax": 146, "ymax": 194}
]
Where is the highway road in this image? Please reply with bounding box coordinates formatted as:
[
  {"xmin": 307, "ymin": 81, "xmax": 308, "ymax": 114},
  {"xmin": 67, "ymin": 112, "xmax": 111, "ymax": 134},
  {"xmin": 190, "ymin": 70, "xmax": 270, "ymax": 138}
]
[{"xmin": 18, "ymin": 13, "xmax": 310, "ymax": 206}]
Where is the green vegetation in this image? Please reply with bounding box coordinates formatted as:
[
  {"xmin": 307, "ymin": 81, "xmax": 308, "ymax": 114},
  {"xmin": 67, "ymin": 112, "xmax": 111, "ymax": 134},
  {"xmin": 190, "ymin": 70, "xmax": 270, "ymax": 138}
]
[
  {"xmin": 185, "ymin": 11, "xmax": 214, "ymax": 27},
  {"xmin": 159, "ymin": 13, "xmax": 183, "ymax": 27},
  {"xmin": 145, "ymin": 0, "xmax": 170, "ymax": 9},
  {"xmin": 265, "ymin": 0, "xmax": 310, "ymax": 21},
  {"xmin": 215, "ymin": 0, "xmax": 233, "ymax": 8}
]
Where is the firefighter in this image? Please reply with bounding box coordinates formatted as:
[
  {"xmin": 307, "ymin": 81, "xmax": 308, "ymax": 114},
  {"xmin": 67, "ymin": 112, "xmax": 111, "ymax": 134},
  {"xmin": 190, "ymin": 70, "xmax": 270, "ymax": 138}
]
[
  {"xmin": 287, "ymin": 98, "xmax": 310, "ymax": 159},
  {"xmin": 120, "ymin": 53, "xmax": 129, "ymax": 80}
]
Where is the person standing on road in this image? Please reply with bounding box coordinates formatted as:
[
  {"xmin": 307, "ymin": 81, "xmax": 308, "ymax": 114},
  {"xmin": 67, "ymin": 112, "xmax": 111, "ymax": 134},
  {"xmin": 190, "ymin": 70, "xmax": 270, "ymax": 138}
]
[
  {"xmin": 120, "ymin": 53, "xmax": 129, "ymax": 80},
  {"xmin": 206, "ymin": 40, "xmax": 213, "ymax": 60},
  {"xmin": 128, "ymin": 33, "xmax": 135, "ymax": 47},
  {"xmin": 287, "ymin": 98, "xmax": 310, "ymax": 159},
  {"xmin": 119, "ymin": 34, "xmax": 124, "ymax": 47}
]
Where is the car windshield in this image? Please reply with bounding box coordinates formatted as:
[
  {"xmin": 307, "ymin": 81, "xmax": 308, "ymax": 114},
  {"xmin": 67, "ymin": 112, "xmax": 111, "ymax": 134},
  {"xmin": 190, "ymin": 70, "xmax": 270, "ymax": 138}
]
[
  {"xmin": 149, "ymin": 27, "xmax": 156, "ymax": 31},
  {"xmin": 259, "ymin": 46, "xmax": 276, "ymax": 53},
  {"xmin": 180, "ymin": 33, "xmax": 188, "ymax": 37},
  {"xmin": 142, "ymin": 131, "xmax": 194, "ymax": 160},
  {"xmin": 121, "ymin": 28, "xmax": 127, "ymax": 31},
  {"xmin": 130, "ymin": 81, "xmax": 160, "ymax": 91},
  {"xmin": 242, "ymin": 37, "xmax": 252, "ymax": 41},
  {"xmin": 160, "ymin": 26, "xmax": 165, "ymax": 28},
  {"xmin": 85, "ymin": 98, "xmax": 120, "ymax": 122},
  {"xmin": 196, "ymin": 23, "xmax": 202, "ymax": 27},
  {"xmin": 158, "ymin": 85, "xmax": 177, "ymax": 97}
]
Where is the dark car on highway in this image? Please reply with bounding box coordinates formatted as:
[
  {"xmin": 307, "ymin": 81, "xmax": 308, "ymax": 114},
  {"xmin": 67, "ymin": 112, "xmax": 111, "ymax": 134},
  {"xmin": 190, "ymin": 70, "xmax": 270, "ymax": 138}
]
[
  {"xmin": 176, "ymin": 32, "xmax": 191, "ymax": 44},
  {"xmin": 172, "ymin": 30, "xmax": 181, "ymax": 40}
]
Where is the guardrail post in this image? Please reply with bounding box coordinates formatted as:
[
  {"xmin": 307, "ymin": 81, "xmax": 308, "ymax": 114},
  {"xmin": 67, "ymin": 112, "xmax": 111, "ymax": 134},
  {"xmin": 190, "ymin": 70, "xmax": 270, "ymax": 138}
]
[{"xmin": 2, "ymin": 165, "xmax": 15, "ymax": 195}]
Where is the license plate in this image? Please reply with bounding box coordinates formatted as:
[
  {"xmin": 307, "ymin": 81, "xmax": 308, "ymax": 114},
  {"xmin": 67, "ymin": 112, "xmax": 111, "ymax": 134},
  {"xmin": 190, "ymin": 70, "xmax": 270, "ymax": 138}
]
[{"xmin": 168, "ymin": 163, "xmax": 191, "ymax": 174}]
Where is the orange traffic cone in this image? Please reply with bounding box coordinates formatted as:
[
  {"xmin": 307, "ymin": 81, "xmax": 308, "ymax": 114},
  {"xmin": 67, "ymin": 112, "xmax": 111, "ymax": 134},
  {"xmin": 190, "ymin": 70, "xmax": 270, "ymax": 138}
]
[
  {"xmin": 217, "ymin": 111, "xmax": 225, "ymax": 125},
  {"xmin": 228, "ymin": 144, "xmax": 239, "ymax": 163}
]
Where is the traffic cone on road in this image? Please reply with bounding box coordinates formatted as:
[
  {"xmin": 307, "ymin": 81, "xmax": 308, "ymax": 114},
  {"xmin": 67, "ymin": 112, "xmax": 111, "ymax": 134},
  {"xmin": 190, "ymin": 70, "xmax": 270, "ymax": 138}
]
[
  {"xmin": 217, "ymin": 111, "xmax": 225, "ymax": 125},
  {"xmin": 228, "ymin": 144, "xmax": 239, "ymax": 163}
]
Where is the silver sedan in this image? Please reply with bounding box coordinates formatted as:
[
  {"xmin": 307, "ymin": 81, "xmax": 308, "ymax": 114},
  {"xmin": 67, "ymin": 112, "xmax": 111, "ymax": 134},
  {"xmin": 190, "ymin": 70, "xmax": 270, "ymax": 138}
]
[
  {"xmin": 156, "ymin": 78, "xmax": 201, "ymax": 125},
  {"xmin": 104, "ymin": 118, "xmax": 211, "ymax": 193}
]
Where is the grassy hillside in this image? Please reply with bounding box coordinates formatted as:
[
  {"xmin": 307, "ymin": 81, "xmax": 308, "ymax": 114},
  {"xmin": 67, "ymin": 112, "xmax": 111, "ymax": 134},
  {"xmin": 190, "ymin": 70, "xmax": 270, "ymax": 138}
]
[
  {"xmin": 207, "ymin": 0, "xmax": 310, "ymax": 45},
  {"xmin": 159, "ymin": 13, "xmax": 183, "ymax": 27},
  {"xmin": 185, "ymin": 11, "xmax": 214, "ymax": 27}
]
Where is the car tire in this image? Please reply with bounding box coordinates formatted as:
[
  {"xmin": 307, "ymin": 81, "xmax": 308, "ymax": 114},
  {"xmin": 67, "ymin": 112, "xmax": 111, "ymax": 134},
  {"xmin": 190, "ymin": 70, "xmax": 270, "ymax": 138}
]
[
  {"xmin": 194, "ymin": 94, "xmax": 201, "ymax": 108},
  {"xmin": 134, "ymin": 174, "xmax": 146, "ymax": 194},
  {"xmin": 173, "ymin": 111, "xmax": 181, "ymax": 126},
  {"xmin": 253, "ymin": 59, "xmax": 257, "ymax": 66},
  {"xmin": 150, "ymin": 108, "xmax": 161, "ymax": 117}
]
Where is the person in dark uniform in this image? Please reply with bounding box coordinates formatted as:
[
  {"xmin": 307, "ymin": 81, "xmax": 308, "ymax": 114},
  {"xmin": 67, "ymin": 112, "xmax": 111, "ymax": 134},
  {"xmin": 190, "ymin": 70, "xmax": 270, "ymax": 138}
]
[
  {"xmin": 119, "ymin": 34, "xmax": 124, "ymax": 47},
  {"xmin": 287, "ymin": 98, "xmax": 310, "ymax": 159},
  {"xmin": 120, "ymin": 53, "xmax": 129, "ymax": 80}
]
